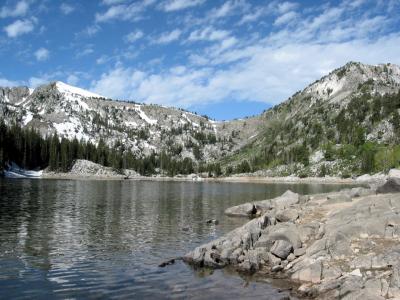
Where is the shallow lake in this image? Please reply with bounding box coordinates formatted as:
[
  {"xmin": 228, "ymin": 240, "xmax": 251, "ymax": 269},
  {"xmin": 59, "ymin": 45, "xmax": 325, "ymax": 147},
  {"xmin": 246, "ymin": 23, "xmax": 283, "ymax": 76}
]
[{"xmin": 0, "ymin": 179, "xmax": 355, "ymax": 299}]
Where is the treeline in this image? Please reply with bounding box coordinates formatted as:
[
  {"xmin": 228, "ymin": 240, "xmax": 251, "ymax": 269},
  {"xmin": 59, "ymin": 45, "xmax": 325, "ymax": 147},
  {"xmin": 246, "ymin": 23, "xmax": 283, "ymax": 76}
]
[{"xmin": 0, "ymin": 120, "xmax": 223, "ymax": 177}]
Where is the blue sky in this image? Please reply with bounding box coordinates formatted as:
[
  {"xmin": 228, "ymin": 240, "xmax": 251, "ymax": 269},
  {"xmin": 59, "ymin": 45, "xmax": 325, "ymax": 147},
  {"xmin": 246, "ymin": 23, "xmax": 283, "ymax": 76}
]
[{"xmin": 0, "ymin": 0, "xmax": 399, "ymax": 120}]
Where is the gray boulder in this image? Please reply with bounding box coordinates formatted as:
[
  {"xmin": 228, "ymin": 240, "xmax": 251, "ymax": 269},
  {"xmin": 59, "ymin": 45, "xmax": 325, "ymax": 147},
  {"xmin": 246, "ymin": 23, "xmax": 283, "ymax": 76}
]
[
  {"xmin": 270, "ymin": 240, "xmax": 293, "ymax": 259},
  {"xmin": 225, "ymin": 203, "xmax": 257, "ymax": 217},
  {"xmin": 377, "ymin": 177, "xmax": 400, "ymax": 193},
  {"xmin": 276, "ymin": 208, "xmax": 299, "ymax": 222},
  {"xmin": 272, "ymin": 190, "xmax": 300, "ymax": 209}
]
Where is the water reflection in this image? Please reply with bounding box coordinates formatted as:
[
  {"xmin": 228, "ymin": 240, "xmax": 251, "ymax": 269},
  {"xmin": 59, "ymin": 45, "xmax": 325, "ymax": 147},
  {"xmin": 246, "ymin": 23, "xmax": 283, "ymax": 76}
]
[{"xmin": 0, "ymin": 179, "xmax": 354, "ymax": 299}]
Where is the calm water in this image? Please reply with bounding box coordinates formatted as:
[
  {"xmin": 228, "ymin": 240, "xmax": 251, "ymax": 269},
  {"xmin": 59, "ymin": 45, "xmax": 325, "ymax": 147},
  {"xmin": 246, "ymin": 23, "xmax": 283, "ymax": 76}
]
[{"xmin": 0, "ymin": 179, "xmax": 353, "ymax": 299}]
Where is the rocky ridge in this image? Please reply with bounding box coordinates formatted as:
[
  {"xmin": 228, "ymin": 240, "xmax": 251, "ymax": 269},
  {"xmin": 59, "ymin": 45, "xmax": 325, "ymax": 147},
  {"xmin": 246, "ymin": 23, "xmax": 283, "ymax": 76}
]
[
  {"xmin": 0, "ymin": 81, "xmax": 261, "ymax": 162},
  {"xmin": 184, "ymin": 172, "xmax": 400, "ymax": 299}
]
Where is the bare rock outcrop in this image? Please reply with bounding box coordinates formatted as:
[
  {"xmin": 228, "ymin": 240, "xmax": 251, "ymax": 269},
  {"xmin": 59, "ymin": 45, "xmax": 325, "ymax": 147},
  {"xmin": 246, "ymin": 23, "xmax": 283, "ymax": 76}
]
[{"xmin": 184, "ymin": 183, "xmax": 400, "ymax": 299}]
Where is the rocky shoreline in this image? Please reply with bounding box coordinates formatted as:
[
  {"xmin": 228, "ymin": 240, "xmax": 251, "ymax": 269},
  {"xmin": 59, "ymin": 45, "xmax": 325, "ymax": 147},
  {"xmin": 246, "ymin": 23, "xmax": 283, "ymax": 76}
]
[{"xmin": 183, "ymin": 175, "xmax": 400, "ymax": 299}]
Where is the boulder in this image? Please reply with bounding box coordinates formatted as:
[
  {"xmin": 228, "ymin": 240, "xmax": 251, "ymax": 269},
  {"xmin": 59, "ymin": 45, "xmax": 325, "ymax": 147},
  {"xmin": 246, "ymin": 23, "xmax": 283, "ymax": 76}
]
[
  {"xmin": 273, "ymin": 190, "xmax": 300, "ymax": 209},
  {"xmin": 377, "ymin": 177, "xmax": 400, "ymax": 193},
  {"xmin": 225, "ymin": 203, "xmax": 257, "ymax": 217},
  {"xmin": 270, "ymin": 240, "xmax": 293, "ymax": 259},
  {"xmin": 276, "ymin": 208, "xmax": 299, "ymax": 223},
  {"xmin": 259, "ymin": 224, "xmax": 302, "ymax": 249}
]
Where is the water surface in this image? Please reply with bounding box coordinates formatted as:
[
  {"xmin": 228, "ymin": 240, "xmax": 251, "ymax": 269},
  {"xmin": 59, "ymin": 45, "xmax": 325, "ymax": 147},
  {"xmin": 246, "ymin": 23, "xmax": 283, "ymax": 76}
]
[{"xmin": 0, "ymin": 179, "xmax": 353, "ymax": 299}]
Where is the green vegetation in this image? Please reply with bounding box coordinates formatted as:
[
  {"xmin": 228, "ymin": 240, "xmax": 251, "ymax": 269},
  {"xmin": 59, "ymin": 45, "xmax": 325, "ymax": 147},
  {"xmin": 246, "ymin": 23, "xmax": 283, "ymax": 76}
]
[{"xmin": 223, "ymin": 89, "xmax": 400, "ymax": 177}]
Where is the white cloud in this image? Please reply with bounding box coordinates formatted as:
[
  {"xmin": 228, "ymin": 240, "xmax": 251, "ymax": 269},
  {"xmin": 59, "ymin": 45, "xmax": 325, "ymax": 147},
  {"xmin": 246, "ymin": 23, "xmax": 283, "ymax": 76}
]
[
  {"xmin": 34, "ymin": 48, "xmax": 49, "ymax": 61},
  {"xmin": 82, "ymin": 25, "xmax": 100, "ymax": 36},
  {"xmin": 274, "ymin": 11, "xmax": 298, "ymax": 26},
  {"xmin": 0, "ymin": 78, "xmax": 22, "ymax": 87},
  {"xmin": 188, "ymin": 27, "xmax": 231, "ymax": 42},
  {"xmin": 154, "ymin": 29, "xmax": 181, "ymax": 44},
  {"xmin": 125, "ymin": 30, "xmax": 143, "ymax": 42},
  {"xmin": 76, "ymin": 45, "xmax": 94, "ymax": 58},
  {"xmin": 160, "ymin": 0, "xmax": 205, "ymax": 12},
  {"xmin": 60, "ymin": 3, "xmax": 75, "ymax": 15},
  {"xmin": 4, "ymin": 18, "xmax": 35, "ymax": 38},
  {"xmin": 91, "ymin": 28, "xmax": 400, "ymax": 109},
  {"xmin": 0, "ymin": 0, "xmax": 30, "ymax": 18},
  {"xmin": 66, "ymin": 74, "xmax": 79, "ymax": 85},
  {"xmin": 95, "ymin": 0, "xmax": 155, "ymax": 22},
  {"xmin": 28, "ymin": 76, "xmax": 48, "ymax": 88}
]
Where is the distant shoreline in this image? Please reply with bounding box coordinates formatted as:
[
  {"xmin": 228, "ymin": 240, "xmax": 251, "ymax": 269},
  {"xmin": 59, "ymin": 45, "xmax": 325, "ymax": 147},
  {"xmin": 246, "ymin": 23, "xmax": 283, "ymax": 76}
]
[{"xmin": 39, "ymin": 172, "xmax": 364, "ymax": 185}]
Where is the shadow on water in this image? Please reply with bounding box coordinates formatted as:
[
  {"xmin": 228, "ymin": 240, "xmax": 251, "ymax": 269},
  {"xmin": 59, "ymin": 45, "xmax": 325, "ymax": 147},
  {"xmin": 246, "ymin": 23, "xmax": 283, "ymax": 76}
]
[{"xmin": 0, "ymin": 179, "xmax": 356, "ymax": 299}]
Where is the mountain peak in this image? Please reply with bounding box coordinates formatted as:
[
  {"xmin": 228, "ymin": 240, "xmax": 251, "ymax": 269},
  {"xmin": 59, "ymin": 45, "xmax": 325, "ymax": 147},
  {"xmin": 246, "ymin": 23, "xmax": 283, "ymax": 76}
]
[{"xmin": 55, "ymin": 81, "xmax": 104, "ymax": 99}]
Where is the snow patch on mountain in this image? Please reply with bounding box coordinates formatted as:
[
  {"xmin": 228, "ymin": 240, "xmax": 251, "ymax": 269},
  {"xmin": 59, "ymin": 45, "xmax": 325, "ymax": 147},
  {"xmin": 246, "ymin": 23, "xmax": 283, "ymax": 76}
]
[
  {"xmin": 56, "ymin": 81, "xmax": 103, "ymax": 99},
  {"xmin": 23, "ymin": 111, "xmax": 33, "ymax": 125},
  {"xmin": 134, "ymin": 105, "xmax": 157, "ymax": 125},
  {"xmin": 53, "ymin": 117, "xmax": 89, "ymax": 141}
]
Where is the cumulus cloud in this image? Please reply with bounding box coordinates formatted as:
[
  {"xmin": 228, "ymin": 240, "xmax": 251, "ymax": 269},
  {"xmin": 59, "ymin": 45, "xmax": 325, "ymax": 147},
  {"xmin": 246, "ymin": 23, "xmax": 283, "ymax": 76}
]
[
  {"xmin": 4, "ymin": 18, "xmax": 35, "ymax": 37},
  {"xmin": 34, "ymin": 48, "xmax": 49, "ymax": 61},
  {"xmin": 160, "ymin": 0, "xmax": 205, "ymax": 12},
  {"xmin": 92, "ymin": 35, "xmax": 400, "ymax": 108},
  {"xmin": 91, "ymin": 0, "xmax": 400, "ymax": 111},
  {"xmin": 0, "ymin": 0, "xmax": 30, "ymax": 18}
]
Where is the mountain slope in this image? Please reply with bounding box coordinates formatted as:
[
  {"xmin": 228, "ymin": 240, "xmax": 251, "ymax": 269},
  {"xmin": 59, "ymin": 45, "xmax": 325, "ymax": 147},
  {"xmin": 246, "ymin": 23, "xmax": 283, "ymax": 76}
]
[
  {"xmin": 223, "ymin": 62, "xmax": 400, "ymax": 177},
  {"xmin": 0, "ymin": 81, "xmax": 262, "ymax": 164}
]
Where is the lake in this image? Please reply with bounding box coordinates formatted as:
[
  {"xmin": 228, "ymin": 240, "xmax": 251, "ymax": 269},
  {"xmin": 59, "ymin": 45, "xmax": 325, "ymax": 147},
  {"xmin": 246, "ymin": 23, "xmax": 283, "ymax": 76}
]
[{"xmin": 0, "ymin": 179, "xmax": 354, "ymax": 299}]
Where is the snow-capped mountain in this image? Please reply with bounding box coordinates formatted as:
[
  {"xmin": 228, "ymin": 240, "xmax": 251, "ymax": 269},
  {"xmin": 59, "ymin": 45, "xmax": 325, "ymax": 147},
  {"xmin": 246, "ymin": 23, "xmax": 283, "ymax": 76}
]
[{"xmin": 0, "ymin": 81, "xmax": 261, "ymax": 161}]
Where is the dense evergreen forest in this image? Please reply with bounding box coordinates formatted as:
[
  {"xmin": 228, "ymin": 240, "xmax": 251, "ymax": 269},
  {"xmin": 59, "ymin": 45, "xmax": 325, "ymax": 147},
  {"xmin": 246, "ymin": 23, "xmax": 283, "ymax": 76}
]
[{"xmin": 0, "ymin": 120, "xmax": 222, "ymax": 176}]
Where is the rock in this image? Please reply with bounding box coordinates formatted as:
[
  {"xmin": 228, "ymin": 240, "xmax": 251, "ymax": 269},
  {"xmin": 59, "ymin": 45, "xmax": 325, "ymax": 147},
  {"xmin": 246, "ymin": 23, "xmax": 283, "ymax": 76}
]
[
  {"xmin": 349, "ymin": 269, "xmax": 362, "ymax": 277},
  {"xmin": 260, "ymin": 224, "xmax": 302, "ymax": 250},
  {"xmin": 276, "ymin": 209, "xmax": 299, "ymax": 223},
  {"xmin": 298, "ymin": 222, "xmax": 320, "ymax": 243},
  {"xmin": 350, "ymin": 187, "xmax": 375, "ymax": 198},
  {"xmin": 158, "ymin": 258, "xmax": 176, "ymax": 267},
  {"xmin": 287, "ymin": 253, "xmax": 296, "ymax": 262},
  {"xmin": 294, "ymin": 248, "xmax": 306, "ymax": 257},
  {"xmin": 225, "ymin": 203, "xmax": 257, "ymax": 217},
  {"xmin": 306, "ymin": 238, "xmax": 326, "ymax": 256},
  {"xmin": 326, "ymin": 193, "xmax": 352, "ymax": 203},
  {"xmin": 267, "ymin": 252, "xmax": 282, "ymax": 266},
  {"xmin": 291, "ymin": 261, "xmax": 322, "ymax": 283},
  {"xmin": 388, "ymin": 169, "xmax": 400, "ymax": 178},
  {"xmin": 322, "ymin": 265, "xmax": 342, "ymax": 281},
  {"xmin": 272, "ymin": 265, "xmax": 284, "ymax": 272},
  {"xmin": 273, "ymin": 190, "xmax": 300, "ymax": 209},
  {"xmin": 270, "ymin": 240, "xmax": 293, "ymax": 259},
  {"xmin": 206, "ymin": 219, "xmax": 219, "ymax": 225},
  {"xmin": 377, "ymin": 177, "xmax": 400, "ymax": 193}
]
